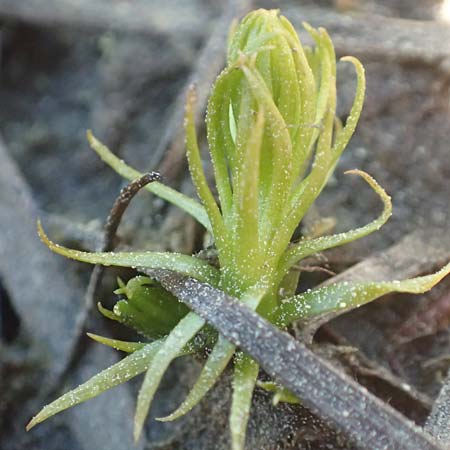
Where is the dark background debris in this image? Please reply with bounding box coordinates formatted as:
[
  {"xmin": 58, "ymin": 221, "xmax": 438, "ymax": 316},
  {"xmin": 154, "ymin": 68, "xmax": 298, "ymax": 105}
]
[{"xmin": 1, "ymin": 1, "xmax": 450, "ymax": 449}]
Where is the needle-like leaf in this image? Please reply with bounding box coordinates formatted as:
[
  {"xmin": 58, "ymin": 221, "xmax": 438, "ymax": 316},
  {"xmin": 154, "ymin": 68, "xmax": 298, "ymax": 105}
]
[
  {"xmin": 86, "ymin": 131, "xmax": 212, "ymax": 232},
  {"xmin": 232, "ymin": 108, "xmax": 264, "ymax": 279},
  {"xmin": 133, "ymin": 312, "xmax": 205, "ymax": 442},
  {"xmin": 206, "ymin": 67, "xmax": 238, "ymax": 218},
  {"xmin": 26, "ymin": 340, "xmax": 164, "ymax": 431},
  {"xmin": 280, "ymin": 170, "xmax": 392, "ymax": 273},
  {"xmin": 37, "ymin": 220, "xmax": 220, "ymax": 285},
  {"xmin": 157, "ymin": 335, "xmax": 235, "ymax": 422},
  {"xmin": 276, "ymin": 261, "xmax": 450, "ymax": 327},
  {"xmin": 185, "ymin": 86, "xmax": 228, "ymax": 261},
  {"xmin": 331, "ymin": 56, "xmax": 365, "ymax": 160},
  {"xmin": 230, "ymin": 353, "xmax": 259, "ymax": 450},
  {"xmin": 87, "ymin": 332, "xmax": 145, "ymax": 353},
  {"xmin": 155, "ymin": 284, "xmax": 267, "ymax": 423},
  {"xmin": 240, "ymin": 64, "xmax": 293, "ymax": 243}
]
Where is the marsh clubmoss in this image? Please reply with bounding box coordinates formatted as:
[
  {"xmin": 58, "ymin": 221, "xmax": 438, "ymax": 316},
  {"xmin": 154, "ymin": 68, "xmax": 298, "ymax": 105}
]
[{"xmin": 29, "ymin": 9, "xmax": 450, "ymax": 450}]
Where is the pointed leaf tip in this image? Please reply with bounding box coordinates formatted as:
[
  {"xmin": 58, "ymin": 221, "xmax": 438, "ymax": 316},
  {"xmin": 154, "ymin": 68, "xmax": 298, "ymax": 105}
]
[
  {"xmin": 26, "ymin": 417, "xmax": 37, "ymax": 432},
  {"xmin": 37, "ymin": 220, "xmax": 54, "ymax": 250},
  {"xmin": 186, "ymin": 84, "xmax": 197, "ymax": 106},
  {"xmin": 277, "ymin": 260, "xmax": 450, "ymax": 326},
  {"xmin": 87, "ymin": 332, "xmax": 145, "ymax": 353},
  {"xmin": 86, "ymin": 128, "xmax": 93, "ymax": 141},
  {"xmin": 37, "ymin": 221, "xmax": 220, "ymax": 284},
  {"xmin": 26, "ymin": 341, "xmax": 163, "ymax": 432},
  {"xmin": 157, "ymin": 337, "xmax": 235, "ymax": 422}
]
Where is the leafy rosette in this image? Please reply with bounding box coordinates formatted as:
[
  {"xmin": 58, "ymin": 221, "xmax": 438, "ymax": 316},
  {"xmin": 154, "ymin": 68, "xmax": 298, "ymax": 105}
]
[{"xmin": 29, "ymin": 9, "xmax": 450, "ymax": 450}]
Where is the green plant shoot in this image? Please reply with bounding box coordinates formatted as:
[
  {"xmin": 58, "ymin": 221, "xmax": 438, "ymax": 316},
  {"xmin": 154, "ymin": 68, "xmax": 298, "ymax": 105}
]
[{"xmin": 28, "ymin": 9, "xmax": 450, "ymax": 450}]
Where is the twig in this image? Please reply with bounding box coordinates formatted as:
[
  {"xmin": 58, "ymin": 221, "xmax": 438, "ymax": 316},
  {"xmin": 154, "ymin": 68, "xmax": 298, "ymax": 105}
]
[
  {"xmin": 85, "ymin": 171, "xmax": 161, "ymax": 312},
  {"xmin": 147, "ymin": 269, "xmax": 444, "ymax": 450},
  {"xmin": 61, "ymin": 172, "xmax": 160, "ymax": 377},
  {"xmin": 425, "ymin": 371, "xmax": 450, "ymax": 446}
]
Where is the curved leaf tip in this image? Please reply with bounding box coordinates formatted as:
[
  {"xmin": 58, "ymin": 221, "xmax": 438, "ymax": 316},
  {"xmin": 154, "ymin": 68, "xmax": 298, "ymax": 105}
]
[
  {"xmin": 281, "ymin": 169, "xmax": 392, "ymax": 272},
  {"xmin": 37, "ymin": 220, "xmax": 220, "ymax": 284},
  {"xmin": 37, "ymin": 219, "xmax": 62, "ymax": 255},
  {"xmin": 344, "ymin": 169, "xmax": 392, "ymax": 221},
  {"xmin": 86, "ymin": 128, "xmax": 96, "ymax": 147}
]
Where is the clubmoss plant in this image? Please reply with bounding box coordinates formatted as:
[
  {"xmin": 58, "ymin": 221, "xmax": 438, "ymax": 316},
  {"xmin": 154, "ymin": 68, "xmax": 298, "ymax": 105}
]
[{"xmin": 28, "ymin": 9, "xmax": 450, "ymax": 450}]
